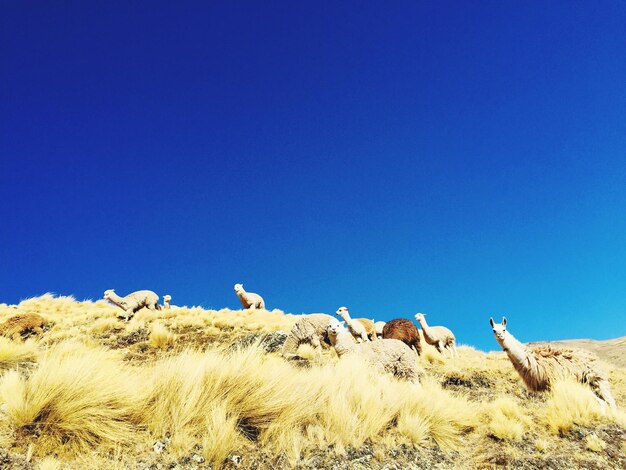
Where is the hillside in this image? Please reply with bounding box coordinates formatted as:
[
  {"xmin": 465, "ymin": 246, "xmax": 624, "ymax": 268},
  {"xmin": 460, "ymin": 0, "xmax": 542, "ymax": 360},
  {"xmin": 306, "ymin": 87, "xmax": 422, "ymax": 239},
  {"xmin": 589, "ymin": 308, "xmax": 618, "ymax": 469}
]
[
  {"xmin": 529, "ymin": 337, "xmax": 626, "ymax": 369},
  {"xmin": 0, "ymin": 295, "xmax": 624, "ymax": 470}
]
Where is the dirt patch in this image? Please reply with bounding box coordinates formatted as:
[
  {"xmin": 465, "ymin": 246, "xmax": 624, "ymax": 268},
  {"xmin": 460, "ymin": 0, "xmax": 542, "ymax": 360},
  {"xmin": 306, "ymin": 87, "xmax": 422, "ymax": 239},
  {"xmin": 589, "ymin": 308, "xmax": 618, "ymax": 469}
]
[{"xmin": 0, "ymin": 448, "xmax": 33, "ymax": 470}]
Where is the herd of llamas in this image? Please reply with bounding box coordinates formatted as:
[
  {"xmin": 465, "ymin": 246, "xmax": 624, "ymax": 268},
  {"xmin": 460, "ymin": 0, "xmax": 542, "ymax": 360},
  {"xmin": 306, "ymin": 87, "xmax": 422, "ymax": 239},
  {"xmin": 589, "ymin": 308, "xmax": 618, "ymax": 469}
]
[{"xmin": 0, "ymin": 283, "xmax": 618, "ymax": 412}]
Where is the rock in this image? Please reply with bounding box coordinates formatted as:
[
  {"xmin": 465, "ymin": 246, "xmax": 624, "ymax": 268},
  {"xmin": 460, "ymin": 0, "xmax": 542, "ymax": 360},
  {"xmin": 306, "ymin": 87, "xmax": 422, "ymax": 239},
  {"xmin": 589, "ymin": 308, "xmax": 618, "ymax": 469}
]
[
  {"xmin": 229, "ymin": 332, "xmax": 288, "ymax": 353},
  {"xmin": 191, "ymin": 454, "xmax": 204, "ymax": 463},
  {"xmin": 152, "ymin": 436, "xmax": 170, "ymax": 454},
  {"xmin": 0, "ymin": 449, "xmax": 34, "ymax": 470}
]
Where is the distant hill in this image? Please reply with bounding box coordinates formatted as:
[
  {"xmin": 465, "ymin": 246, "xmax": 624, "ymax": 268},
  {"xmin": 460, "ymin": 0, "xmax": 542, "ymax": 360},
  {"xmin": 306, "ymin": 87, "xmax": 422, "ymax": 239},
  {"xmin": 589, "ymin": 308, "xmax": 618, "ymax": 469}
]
[{"xmin": 528, "ymin": 336, "xmax": 626, "ymax": 369}]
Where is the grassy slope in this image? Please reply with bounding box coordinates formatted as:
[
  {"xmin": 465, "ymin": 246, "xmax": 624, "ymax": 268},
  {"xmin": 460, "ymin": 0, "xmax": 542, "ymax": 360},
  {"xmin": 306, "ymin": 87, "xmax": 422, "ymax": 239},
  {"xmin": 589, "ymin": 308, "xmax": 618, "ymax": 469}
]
[{"xmin": 0, "ymin": 294, "xmax": 623, "ymax": 470}]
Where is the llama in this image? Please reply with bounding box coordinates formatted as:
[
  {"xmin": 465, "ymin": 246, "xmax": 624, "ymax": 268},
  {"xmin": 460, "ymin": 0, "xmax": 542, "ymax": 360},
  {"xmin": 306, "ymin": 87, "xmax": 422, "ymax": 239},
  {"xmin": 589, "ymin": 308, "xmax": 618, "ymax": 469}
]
[
  {"xmin": 374, "ymin": 321, "xmax": 386, "ymax": 338},
  {"xmin": 382, "ymin": 319, "xmax": 421, "ymax": 356},
  {"xmin": 335, "ymin": 307, "xmax": 376, "ymax": 342},
  {"xmin": 233, "ymin": 284, "xmax": 265, "ymax": 310},
  {"xmin": 414, "ymin": 313, "xmax": 457, "ymax": 358},
  {"xmin": 103, "ymin": 289, "xmax": 160, "ymax": 320},
  {"xmin": 490, "ymin": 316, "xmax": 616, "ymax": 410},
  {"xmin": 281, "ymin": 314, "xmax": 336, "ymax": 358}
]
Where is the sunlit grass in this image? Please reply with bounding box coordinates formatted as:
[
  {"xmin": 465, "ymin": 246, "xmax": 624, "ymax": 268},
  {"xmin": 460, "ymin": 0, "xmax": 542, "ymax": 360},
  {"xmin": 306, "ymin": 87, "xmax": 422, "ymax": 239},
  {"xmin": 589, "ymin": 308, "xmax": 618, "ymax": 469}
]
[{"xmin": 0, "ymin": 294, "xmax": 622, "ymax": 469}]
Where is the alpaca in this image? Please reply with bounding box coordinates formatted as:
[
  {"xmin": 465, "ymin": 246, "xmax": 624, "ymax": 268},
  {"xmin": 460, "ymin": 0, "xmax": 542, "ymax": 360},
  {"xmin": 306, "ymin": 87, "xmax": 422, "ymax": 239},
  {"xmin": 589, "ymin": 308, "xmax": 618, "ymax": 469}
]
[
  {"xmin": 233, "ymin": 283, "xmax": 265, "ymax": 310},
  {"xmin": 335, "ymin": 307, "xmax": 376, "ymax": 342},
  {"xmin": 382, "ymin": 319, "xmax": 421, "ymax": 356},
  {"xmin": 490, "ymin": 317, "xmax": 616, "ymax": 410},
  {"xmin": 374, "ymin": 321, "xmax": 386, "ymax": 338},
  {"xmin": 281, "ymin": 313, "xmax": 336, "ymax": 358},
  {"xmin": 327, "ymin": 319, "xmax": 419, "ymax": 382},
  {"xmin": 163, "ymin": 295, "xmax": 172, "ymax": 309},
  {"xmin": 414, "ymin": 313, "xmax": 458, "ymax": 358},
  {"xmin": 103, "ymin": 289, "xmax": 160, "ymax": 320},
  {"xmin": 0, "ymin": 313, "xmax": 49, "ymax": 341}
]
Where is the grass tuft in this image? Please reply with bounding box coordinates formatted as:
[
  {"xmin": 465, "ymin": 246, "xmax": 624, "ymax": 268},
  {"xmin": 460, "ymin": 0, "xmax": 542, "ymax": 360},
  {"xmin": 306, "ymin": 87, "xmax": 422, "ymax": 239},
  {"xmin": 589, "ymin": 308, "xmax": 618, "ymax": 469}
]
[
  {"xmin": 584, "ymin": 433, "xmax": 606, "ymax": 452},
  {"xmin": 542, "ymin": 379, "xmax": 602, "ymax": 435},
  {"xmin": 149, "ymin": 321, "xmax": 175, "ymax": 348},
  {"xmin": 485, "ymin": 396, "xmax": 531, "ymax": 441},
  {"xmin": 0, "ymin": 342, "xmax": 143, "ymax": 455},
  {"xmin": 0, "ymin": 337, "xmax": 37, "ymax": 368}
]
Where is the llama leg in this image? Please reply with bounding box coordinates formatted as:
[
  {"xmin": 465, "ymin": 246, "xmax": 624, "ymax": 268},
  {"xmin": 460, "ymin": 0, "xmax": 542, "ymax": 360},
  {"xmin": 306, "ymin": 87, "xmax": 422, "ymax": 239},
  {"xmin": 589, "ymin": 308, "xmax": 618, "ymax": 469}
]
[{"xmin": 361, "ymin": 332, "xmax": 369, "ymax": 342}]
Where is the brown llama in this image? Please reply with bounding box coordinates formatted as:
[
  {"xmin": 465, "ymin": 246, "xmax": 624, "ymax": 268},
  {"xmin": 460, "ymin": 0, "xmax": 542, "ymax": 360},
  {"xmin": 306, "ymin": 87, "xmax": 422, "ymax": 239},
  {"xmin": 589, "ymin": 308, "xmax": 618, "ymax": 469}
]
[{"xmin": 382, "ymin": 318, "xmax": 422, "ymax": 356}]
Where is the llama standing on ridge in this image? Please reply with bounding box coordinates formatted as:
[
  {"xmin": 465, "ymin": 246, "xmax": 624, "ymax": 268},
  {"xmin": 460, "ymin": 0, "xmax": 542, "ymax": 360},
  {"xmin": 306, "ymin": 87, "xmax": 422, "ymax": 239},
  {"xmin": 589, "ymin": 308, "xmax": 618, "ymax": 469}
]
[
  {"xmin": 335, "ymin": 307, "xmax": 376, "ymax": 342},
  {"xmin": 414, "ymin": 313, "xmax": 457, "ymax": 358},
  {"xmin": 104, "ymin": 289, "xmax": 160, "ymax": 320},
  {"xmin": 382, "ymin": 319, "xmax": 421, "ymax": 356},
  {"xmin": 233, "ymin": 284, "xmax": 265, "ymax": 310},
  {"xmin": 490, "ymin": 316, "xmax": 616, "ymax": 410}
]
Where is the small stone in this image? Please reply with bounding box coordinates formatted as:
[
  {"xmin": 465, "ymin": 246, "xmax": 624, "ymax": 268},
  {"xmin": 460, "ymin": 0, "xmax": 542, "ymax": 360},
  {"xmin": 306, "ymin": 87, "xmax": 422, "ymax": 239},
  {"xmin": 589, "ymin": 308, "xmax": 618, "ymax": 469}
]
[
  {"xmin": 191, "ymin": 454, "xmax": 204, "ymax": 463},
  {"xmin": 153, "ymin": 441, "xmax": 166, "ymax": 454}
]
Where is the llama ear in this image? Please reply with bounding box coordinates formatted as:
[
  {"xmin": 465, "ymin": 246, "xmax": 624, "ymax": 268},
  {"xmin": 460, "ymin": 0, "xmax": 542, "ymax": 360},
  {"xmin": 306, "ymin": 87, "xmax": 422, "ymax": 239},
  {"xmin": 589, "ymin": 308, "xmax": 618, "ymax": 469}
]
[
  {"xmin": 502, "ymin": 316, "xmax": 507, "ymax": 326},
  {"xmin": 489, "ymin": 317, "xmax": 495, "ymax": 327}
]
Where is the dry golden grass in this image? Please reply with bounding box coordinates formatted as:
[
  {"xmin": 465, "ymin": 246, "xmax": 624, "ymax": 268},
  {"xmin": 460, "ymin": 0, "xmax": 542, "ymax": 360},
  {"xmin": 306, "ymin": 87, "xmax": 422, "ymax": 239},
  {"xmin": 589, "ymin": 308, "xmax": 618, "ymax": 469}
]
[
  {"xmin": 0, "ymin": 342, "xmax": 143, "ymax": 455},
  {"xmin": 541, "ymin": 379, "xmax": 603, "ymax": 435},
  {"xmin": 37, "ymin": 456, "xmax": 62, "ymax": 470},
  {"xmin": 585, "ymin": 433, "xmax": 607, "ymax": 452},
  {"xmin": 484, "ymin": 396, "xmax": 532, "ymax": 441},
  {"xmin": 149, "ymin": 321, "xmax": 175, "ymax": 348},
  {"xmin": 0, "ymin": 294, "xmax": 623, "ymax": 469},
  {"xmin": 0, "ymin": 337, "xmax": 37, "ymax": 368}
]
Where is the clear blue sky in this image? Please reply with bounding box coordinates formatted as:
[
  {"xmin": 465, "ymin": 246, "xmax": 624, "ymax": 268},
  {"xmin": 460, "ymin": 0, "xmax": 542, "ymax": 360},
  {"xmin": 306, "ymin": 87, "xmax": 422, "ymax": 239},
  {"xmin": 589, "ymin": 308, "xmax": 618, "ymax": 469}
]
[{"xmin": 1, "ymin": 2, "xmax": 625, "ymax": 350}]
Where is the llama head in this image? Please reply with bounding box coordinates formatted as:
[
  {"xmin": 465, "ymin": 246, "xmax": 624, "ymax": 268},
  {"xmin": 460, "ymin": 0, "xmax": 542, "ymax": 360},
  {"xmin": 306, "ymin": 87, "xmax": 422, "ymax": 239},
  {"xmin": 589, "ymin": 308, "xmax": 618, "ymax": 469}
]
[
  {"xmin": 103, "ymin": 289, "xmax": 115, "ymax": 299},
  {"xmin": 335, "ymin": 306, "xmax": 349, "ymax": 316},
  {"xmin": 327, "ymin": 318, "xmax": 345, "ymax": 338},
  {"xmin": 163, "ymin": 295, "xmax": 172, "ymax": 302},
  {"xmin": 414, "ymin": 313, "xmax": 426, "ymax": 322},
  {"xmin": 233, "ymin": 283, "xmax": 243, "ymax": 293},
  {"xmin": 489, "ymin": 316, "xmax": 508, "ymax": 341}
]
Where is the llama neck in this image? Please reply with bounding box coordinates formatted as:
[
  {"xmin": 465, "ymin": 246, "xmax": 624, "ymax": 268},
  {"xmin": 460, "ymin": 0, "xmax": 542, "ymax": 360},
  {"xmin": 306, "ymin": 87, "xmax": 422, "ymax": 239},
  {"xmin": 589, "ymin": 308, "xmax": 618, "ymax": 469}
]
[
  {"xmin": 164, "ymin": 300, "xmax": 170, "ymax": 308},
  {"xmin": 107, "ymin": 292, "xmax": 126, "ymax": 308},
  {"xmin": 417, "ymin": 318, "xmax": 432, "ymax": 337},
  {"xmin": 500, "ymin": 331, "xmax": 531, "ymax": 370},
  {"xmin": 338, "ymin": 310, "xmax": 353, "ymax": 325},
  {"xmin": 332, "ymin": 331, "xmax": 357, "ymax": 357}
]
